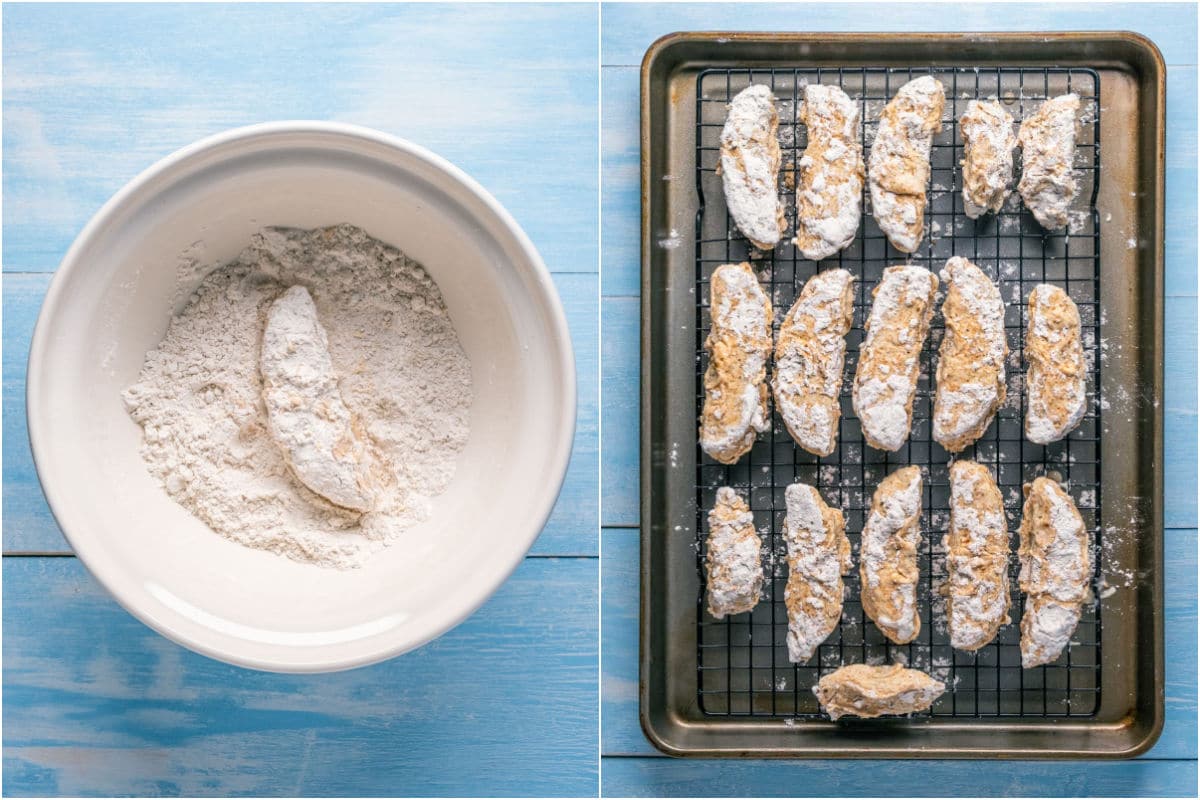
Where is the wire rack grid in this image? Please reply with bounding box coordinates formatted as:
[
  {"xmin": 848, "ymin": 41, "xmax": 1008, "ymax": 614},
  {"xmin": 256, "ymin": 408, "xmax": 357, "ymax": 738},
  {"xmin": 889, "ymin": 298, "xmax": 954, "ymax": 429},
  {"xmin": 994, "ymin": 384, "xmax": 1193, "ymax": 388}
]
[{"xmin": 693, "ymin": 66, "xmax": 1103, "ymax": 720}]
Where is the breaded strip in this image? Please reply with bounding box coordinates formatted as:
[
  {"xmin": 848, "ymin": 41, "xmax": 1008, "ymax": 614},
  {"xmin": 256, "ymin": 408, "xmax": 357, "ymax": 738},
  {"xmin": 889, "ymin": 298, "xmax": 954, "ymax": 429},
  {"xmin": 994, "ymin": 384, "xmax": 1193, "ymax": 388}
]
[
  {"xmin": 867, "ymin": 76, "xmax": 945, "ymax": 253},
  {"xmin": 793, "ymin": 84, "xmax": 864, "ymax": 261},
  {"xmin": 772, "ymin": 269, "xmax": 855, "ymax": 456},
  {"xmin": 1018, "ymin": 94, "xmax": 1081, "ymax": 230},
  {"xmin": 706, "ymin": 487, "xmax": 764, "ymax": 618},
  {"xmin": 783, "ymin": 483, "xmax": 851, "ymax": 663},
  {"xmin": 945, "ymin": 461, "xmax": 1011, "ymax": 651},
  {"xmin": 860, "ymin": 466, "xmax": 923, "ymax": 645},
  {"xmin": 959, "ymin": 99, "xmax": 1018, "ymax": 218},
  {"xmin": 260, "ymin": 285, "xmax": 378, "ymax": 512},
  {"xmin": 813, "ymin": 664, "xmax": 945, "ymax": 720},
  {"xmin": 1025, "ymin": 284, "xmax": 1086, "ymax": 444},
  {"xmin": 719, "ymin": 84, "xmax": 787, "ymax": 250},
  {"xmin": 700, "ymin": 263, "xmax": 773, "ymax": 463},
  {"xmin": 852, "ymin": 265, "xmax": 938, "ymax": 452},
  {"xmin": 934, "ymin": 257, "xmax": 1007, "ymax": 452},
  {"xmin": 1018, "ymin": 477, "xmax": 1091, "ymax": 668}
]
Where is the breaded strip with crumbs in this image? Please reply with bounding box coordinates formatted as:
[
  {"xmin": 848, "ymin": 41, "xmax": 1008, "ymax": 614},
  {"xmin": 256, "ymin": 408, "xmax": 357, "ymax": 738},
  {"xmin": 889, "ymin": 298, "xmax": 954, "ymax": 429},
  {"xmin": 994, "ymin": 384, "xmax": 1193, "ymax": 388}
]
[
  {"xmin": 706, "ymin": 487, "xmax": 764, "ymax": 618},
  {"xmin": 700, "ymin": 263, "xmax": 773, "ymax": 464},
  {"xmin": 813, "ymin": 664, "xmax": 945, "ymax": 720},
  {"xmin": 867, "ymin": 76, "xmax": 945, "ymax": 253},
  {"xmin": 773, "ymin": 269, "xmax": 855, "ymax": 456}
]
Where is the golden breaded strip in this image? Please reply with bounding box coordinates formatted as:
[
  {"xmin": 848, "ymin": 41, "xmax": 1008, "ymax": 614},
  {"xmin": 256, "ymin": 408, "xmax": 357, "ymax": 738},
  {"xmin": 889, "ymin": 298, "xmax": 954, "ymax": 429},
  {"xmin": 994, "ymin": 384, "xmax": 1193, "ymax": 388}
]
[
  {"xmin": 783, "ymin": 483, "xmax": 851, "ymax": 663},
  {"xmin": 813, "ymin": 664, "xmax": 945, "ymax": 720},
  {"xmin": 700, "ymin": 263, "xmax": 773, "ymax": 463},
  {"xmin": 852, "ymin": 265, "xmax": 938, "ymax": 452},
  {"xmin": 1017, "ymin": 94, "xmax": 1080, "ymax": 230},
  {"xmin": 934, "ymin": 257, "xmax": 1007, "ymax": 452},
  {"xmin": 719, "ymin": 84, "xmax": 786, "ymax": 250},
  {"xmin": 772, "ymin": 269, "xmax": 855, "ymax": 456},
  {"xmin": 1025, "ymin": 284, "xmax": 1086, "ymax": 444},
  {"xmin": 860, "ymin": 466, "xmax": 923, "ymax": 645},
  {"xmin": 706, "ymin": 487, "xmax": 764, "ymax": 618},
  {"xmin": 959, "ymin": 99, "xmax": 1017, "ymax": 218},
  {"xmin": 793, "ymin": 84, "xmax": 864, "ymax": 261},
  {"xmin": 867, "ymin": 76, "xmax": 945, "ymax": 253},
  {"xmin": 1018, "ymin": 478, "xmax": 1091, "ymax": 668},
  {"xmin": 945, "ymin": 461, "xmax": 1011, "ymax": 651}
]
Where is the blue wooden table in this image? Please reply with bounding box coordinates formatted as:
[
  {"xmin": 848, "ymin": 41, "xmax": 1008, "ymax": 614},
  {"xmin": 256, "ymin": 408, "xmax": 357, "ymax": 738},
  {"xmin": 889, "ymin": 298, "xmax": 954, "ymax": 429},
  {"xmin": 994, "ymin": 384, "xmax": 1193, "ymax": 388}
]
[
  {"xmin": 599, "ymin": 2, "xmax": 1198, "ymax": 796},
  {"xmin": 2, "ymin": 4, "xmax": 598, "ymax": 796}
]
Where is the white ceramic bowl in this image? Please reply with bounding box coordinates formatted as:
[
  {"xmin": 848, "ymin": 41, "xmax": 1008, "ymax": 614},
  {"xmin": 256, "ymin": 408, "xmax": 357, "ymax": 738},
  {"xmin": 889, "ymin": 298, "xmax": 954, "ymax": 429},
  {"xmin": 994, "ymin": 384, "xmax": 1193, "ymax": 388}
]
[{"xmin": 27, "ymin": 122, "xmax": 575, "ymax": 672}]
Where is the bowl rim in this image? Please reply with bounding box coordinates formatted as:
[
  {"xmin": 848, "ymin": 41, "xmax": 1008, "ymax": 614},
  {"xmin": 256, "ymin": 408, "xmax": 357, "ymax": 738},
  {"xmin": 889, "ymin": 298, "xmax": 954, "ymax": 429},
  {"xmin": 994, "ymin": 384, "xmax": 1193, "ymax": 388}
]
[{"xmin": 25, "ymin": 120, "xmax": 577, "ymax": 673}]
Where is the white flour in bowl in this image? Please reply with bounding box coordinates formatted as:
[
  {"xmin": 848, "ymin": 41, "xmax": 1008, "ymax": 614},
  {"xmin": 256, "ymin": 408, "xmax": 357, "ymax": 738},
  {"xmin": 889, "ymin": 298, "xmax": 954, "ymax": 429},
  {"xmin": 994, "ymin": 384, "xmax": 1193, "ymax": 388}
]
[{"xmin": 122, "ymin": 224, "xmax": 472, "ymax": 568}]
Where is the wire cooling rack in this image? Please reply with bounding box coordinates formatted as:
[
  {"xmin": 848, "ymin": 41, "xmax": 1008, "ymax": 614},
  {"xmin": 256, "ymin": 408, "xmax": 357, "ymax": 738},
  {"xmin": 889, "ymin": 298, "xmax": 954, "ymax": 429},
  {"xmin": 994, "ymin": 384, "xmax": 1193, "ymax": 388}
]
[{"xmin": 694, "ymin": 67, "xmax": 1103, "ymax": 719}]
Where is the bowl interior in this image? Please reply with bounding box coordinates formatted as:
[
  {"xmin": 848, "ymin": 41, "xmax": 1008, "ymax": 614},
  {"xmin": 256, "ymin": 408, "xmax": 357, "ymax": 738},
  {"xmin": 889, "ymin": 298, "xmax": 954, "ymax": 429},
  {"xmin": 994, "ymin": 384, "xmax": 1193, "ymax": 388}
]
[{"xmin": 27, "ymin": 127, "xmax": 573, "ymax": 671}]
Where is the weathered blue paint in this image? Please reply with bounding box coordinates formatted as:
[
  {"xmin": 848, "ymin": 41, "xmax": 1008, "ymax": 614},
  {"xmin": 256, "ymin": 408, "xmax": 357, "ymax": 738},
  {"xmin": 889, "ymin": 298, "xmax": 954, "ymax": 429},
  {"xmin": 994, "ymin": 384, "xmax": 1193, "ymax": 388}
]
[{"xmin": 3, "ymin": 556, "xmax": 599, "ymax": 797}]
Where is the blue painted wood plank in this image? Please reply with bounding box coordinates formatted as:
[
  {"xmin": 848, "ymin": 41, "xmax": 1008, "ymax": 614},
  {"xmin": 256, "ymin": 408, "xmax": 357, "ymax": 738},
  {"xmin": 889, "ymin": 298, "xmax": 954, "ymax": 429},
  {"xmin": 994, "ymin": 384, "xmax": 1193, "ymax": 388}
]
[
  {"xmin": 601, "ymin": 526, "xmax": 1198, "ymax": 760},
  {"xmin": 600, "ymin": 756, "xmax": 1198, "ymax": 798},
  {"xmin": 1164, "ymin": 67, "xmax": 1197, "ymax": 298},
  {"xmin": 2, "ymin": 554, "xmax": 598, "ymax": 797},
  {"xmin": 600, "ymin": 297, "xmax": 639, "ymax": 527},
  {"xmin": 601, "ymin": 296, "xmax": 1197, "ymax": 529},
  {"xmin": 601, "ymin": 67, "xmax": 641, "ymax": 299},
  {"xmin": 3, "ymin": 272, "xmax": 598, "ymax": 557},
  {"xmin": 601, "ymin": 2, "xmax": 1199, "ymax": 66},
  {"xmin": 601, "ymin": 64, "xmax": 1197, "ymax": 299},
  {"xmin": 1164, "ymin": 296, "xmax": 1198, "ymax": 528},
  {"xmin": 2, "ymin": 2, "xmax": 598, "ymax": 275}
]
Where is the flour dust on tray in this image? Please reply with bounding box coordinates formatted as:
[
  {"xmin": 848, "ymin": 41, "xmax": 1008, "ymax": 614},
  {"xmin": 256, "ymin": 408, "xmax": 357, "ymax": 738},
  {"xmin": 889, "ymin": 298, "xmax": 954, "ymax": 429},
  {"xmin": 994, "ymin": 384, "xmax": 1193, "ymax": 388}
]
[{"xmin": 123, "ymin": 224, "xmax": 472, "ymax": 568}]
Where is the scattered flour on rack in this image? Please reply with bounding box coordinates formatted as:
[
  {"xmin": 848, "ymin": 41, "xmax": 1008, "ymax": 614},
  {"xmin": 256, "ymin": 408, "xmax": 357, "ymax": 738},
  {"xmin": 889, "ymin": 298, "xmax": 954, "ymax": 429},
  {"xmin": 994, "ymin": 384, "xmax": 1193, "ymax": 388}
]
[{"xmin": 123, "ymin": 224, "xmax": 473, "ymax": 569}]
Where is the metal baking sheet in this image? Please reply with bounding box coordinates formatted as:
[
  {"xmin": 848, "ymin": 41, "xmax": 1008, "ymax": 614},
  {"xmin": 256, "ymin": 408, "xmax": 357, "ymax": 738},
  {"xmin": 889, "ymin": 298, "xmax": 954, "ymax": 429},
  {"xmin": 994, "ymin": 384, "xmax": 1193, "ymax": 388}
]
[{"xmin": 640, "ymin": 32, "xmax": 1164, "ymax": 758}]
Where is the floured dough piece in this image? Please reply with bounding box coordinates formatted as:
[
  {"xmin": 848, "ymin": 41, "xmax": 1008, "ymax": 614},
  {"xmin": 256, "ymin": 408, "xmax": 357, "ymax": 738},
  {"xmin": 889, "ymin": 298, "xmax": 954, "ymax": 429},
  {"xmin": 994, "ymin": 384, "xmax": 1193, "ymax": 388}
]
[
  {"xmin": 772, "ymin": 269, "xmax": 855, "ymax": 456},
  {"xmin": 793, "ymin": 84, "xmax": 864, "ymax": 260},
  {"xmin": 1025, "ymin": 284, "xmax": 1086, "ymax": 444},
  {"xmin": 260, "ymin": 285, "xmax": 378, "ymax": 512},
  {"xmin": 945, "ymin": 461, "xmax": 1011, "ymax": 651},
  {"xmin": 852, "ymin": 265, "xmax": 938, "ymax": 452},
  {"xmin": 860, "ymin": 466, "xmax": 923, "ymax": 644},
  {"xmin": 813, "ymin": 664, "xmax": 945, "ymax": 720},
  {"xmin": 783, "ymin": 483, "xmax": 851, "ymax": 663},
  {"xmin": 1018, "ymin": 94, "xmax": 1080, "ymax": 230},
  {"xmin": 959, "ymin": 99, "xmax": 1018, "ymax": 218},
  {"xmin": 719, "ymin": 85, "xmax": 786, "ymax": 250},
  {"xmin": 867, "ymin": 76, "xmax": 945, "ymax": 253},
  {"xmin": 1018, "ymin": 477, "xmax": 1091, "ymax": 668},
  {"xmin": 706, "ymin": 487, "xmax": 764, "ymax": 618},
  {"xmin": 700, "ymin": 263, "xmax": 773, "ymax": 463},
  {"xmin": 934, "ymin": 257, "xmax": 1007, "ymax": 452}
]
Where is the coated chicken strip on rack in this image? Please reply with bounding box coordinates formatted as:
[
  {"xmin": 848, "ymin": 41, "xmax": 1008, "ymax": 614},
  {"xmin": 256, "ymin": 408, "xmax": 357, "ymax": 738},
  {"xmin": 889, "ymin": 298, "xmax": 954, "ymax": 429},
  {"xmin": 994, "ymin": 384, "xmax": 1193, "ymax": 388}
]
[
  {"xmin": 699, "ymin": 262, "xmax": 773, "ymax": 464},
  {"xmin": 1017, "ymin": 94, "xmax": 1081, "ymax": 230},
  {"xmin": 793, "ymin": 84, "xmax": 864, "ymax": 261},
  {"xmin": 719, "ymin": 84, "xmax": 787, "ymax": 251},
  {"xmin": 1025, "ymin": 283, "xmax": 1086, "ymax": 444},
  {"xmin": 1018, "ymin": 477, "xmax": 1091, "ymax": 668},
  {"xmin": 783, "ymin": 482, "xmax": 851, "ymax": 663},
  {"xmin": 813, "ymin": 664, "xmax": 945, "ymax": 720},
  {"xmin": 959, "ymin": 99, "xmax": 1018, "ymax": 219},
  {"xmin": 933, "ymin": 257, "xmax": 1007, "ymax": 453},
  {"xmin": 772, "ymin": 268, "xmax": 855, "ymax": 457},
  {"xmin": 860, "ymin": 466, "xmax": 923, "ymax": 645},
  {"xmin": 705, "ymin": 486, "xmax": 765, "ymax": 619},
  {"xmin": 944, "ymin": 461, "xmax": 1011, "ymax": 651},
  {"xmin": 852, "ymin": 265, "xmax": 939, "ymax": 452},
  {"xmin": 867, "ymin": 75, "xmax": 945, "ymax": 253}
]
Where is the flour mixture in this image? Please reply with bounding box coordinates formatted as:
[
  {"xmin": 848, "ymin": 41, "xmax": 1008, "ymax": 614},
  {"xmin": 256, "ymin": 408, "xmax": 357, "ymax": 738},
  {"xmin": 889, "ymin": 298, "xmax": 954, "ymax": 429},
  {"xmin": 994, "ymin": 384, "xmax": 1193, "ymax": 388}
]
[{"xmin": 123, "ymin": 224, "xmax": 473, "ymax": 568}]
